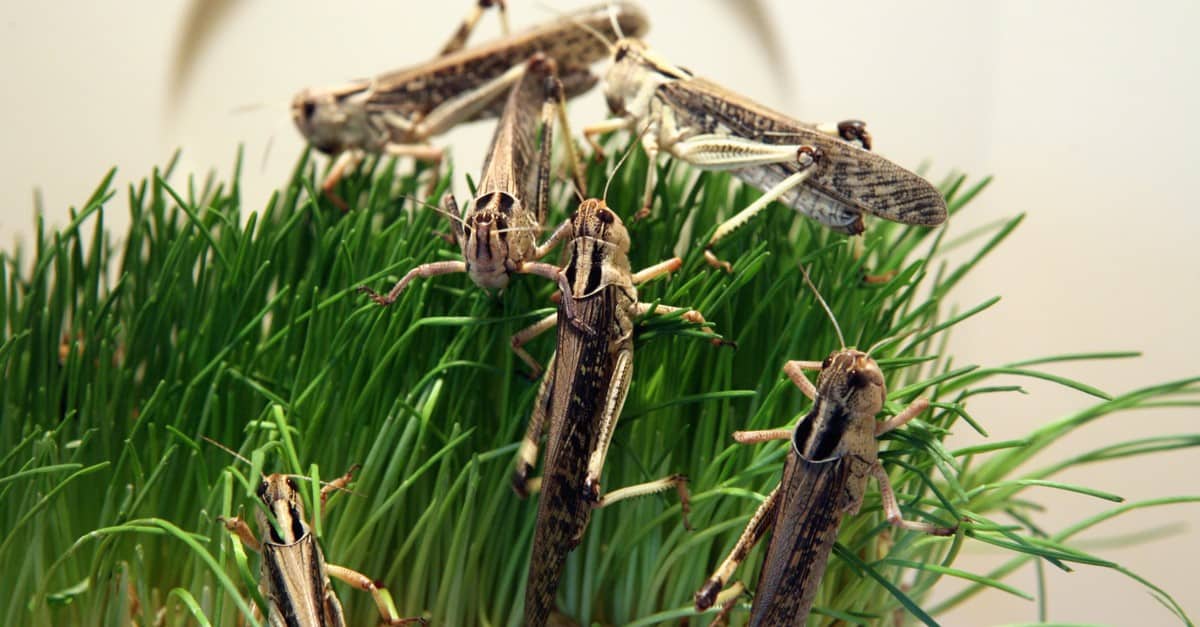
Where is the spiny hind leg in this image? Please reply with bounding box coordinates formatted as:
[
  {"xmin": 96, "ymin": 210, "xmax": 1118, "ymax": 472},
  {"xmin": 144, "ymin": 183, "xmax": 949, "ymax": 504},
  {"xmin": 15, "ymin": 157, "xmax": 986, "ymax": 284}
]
[
  {"xmin": 437, "ymin": 0, "xmax": 509, "ymax": 56},
  {"xmin": 590, "ymin": 473, "xmax": 692, "ymax": 532},
  {"xmin": 582, "ymin": 349, "xmax": 633, "ymax": 503},
  {"xmin": 511, "ymin": 354, "xmax": 555, "ymax": 497},
  {"xmin": 698, "ymin": 144, "xmax": 823, "ymax": 272},
  {"xmin": 694, "ymin": 486, "xmax": 779, "ymax": 611},
  {"xmin": 708, "ymin": 581, "xmax": 747, "ymax": 627}
]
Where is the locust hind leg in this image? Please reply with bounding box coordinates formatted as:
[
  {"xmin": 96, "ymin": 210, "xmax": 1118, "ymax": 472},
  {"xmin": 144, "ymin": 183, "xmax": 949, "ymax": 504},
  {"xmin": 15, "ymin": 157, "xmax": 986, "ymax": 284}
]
[
  {"xmin": 694, "ymin": 485, "xmax": 780, "ymax": 611},
  {"xmin": 437, "ymin": 0, "xmax": 509, "ymax": 57},
  {"xmin": 325, "ymin": 564, "xmax": 427, "ymax": 625},
  {"xmin": 589, "ymin": 473, "xmax": 693, "ymax": 535},
  {"xmin": 511, "ymin": 351, "xmax": 556, "ymax": 498},
  {"xmin": 693, "ymin": 143, "xmax": 824, "ymax": 272}
]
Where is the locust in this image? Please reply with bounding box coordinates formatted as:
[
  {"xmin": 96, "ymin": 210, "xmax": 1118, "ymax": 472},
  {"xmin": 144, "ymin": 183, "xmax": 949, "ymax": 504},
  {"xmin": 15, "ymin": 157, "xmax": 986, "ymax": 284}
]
[
  {"xmin": 360, "ymin": 52, "xmax": 576, "ymax": 303},
  {"xmin": 692, "ymin": 272, "xmax": 957, "ymax": 625},
  {"xmin": 586, "ymin": 36, "xmax": 947, "ymax": 270},
  {"xmin": 508, "ymin": 198, "xmax": 726, "ymax": 626},
  {"xmin": 219, "ymin": 468, "xmax": 426, "ymax": 626},
  {"xmin": 293, "ymin": 1, "xmax": 648, "ymax": 207}
]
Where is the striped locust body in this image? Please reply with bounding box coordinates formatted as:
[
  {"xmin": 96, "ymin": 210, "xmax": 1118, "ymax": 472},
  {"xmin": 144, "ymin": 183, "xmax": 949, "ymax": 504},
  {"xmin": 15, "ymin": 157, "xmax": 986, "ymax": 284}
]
[
  {"xmin": 589, "ymin": 38, "xmax": 947, "ymax": 268},
  {"xmin": 694, "ymin": 351, "xmax": 956, "ymax": 626},
  {"xmin": 220, "ymin": 471, "xmax": 425, "ymax": 626},
  {"xmin": 360, "ymin": 53, "xmax": 577, "ymax": 303},
  {"xmin": 294, "ymin": 2, "xmax": 648, "ymax": 204},
  {"xmin": 509, "ymin": 199, "xmax": 722, "ymax": 626}
]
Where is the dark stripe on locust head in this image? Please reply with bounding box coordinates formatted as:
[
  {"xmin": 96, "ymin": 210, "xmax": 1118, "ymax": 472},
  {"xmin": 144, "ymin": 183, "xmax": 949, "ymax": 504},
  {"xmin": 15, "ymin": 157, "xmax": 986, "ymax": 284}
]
[{"xmin": 586, "ymin": 240, "xmax": 604, "ymax": 294}]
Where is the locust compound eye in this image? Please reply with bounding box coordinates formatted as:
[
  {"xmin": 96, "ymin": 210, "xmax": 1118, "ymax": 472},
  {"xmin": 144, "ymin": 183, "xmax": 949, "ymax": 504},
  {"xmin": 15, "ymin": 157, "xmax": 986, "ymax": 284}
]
[
  {"xmin": 286, "ymin": 477, "xmax": 299, "ymax": 491},
  {"xmin": 302, "ymin": 100, "xmax": 316, "ymax": 122}
]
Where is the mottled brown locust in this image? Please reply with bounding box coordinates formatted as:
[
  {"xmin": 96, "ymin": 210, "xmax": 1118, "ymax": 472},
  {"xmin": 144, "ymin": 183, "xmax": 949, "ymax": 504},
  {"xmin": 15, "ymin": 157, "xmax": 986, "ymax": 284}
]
[
  {"xmin": 693, "ymin": 274, "xmax": 956, "ymax": 625},
  {"xmin": 219, "ymin": 469, "xmax": 426, "ymax": 626},
  {"xmin": 587, "ymin": 35, "xmax": 946, "ymax": 270},
  {"xmin": 293, "ymin": 1, "xmax": 648, "ymax": 207},
  {"xmin": 508, "ymin": 198, "xmax": 728, "ymax": 626},
  {"xmin": 359, "ymin": 52, "xmax": 577, "ymax": 303}
]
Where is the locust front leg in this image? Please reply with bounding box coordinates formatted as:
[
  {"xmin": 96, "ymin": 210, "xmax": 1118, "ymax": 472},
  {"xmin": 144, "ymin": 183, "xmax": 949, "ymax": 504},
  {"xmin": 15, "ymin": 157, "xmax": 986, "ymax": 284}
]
[
  {"xmin": 357, "ymin": 193, "xmax": 470, "ymax": 306},
  {"xmin": 694, "ymin": 485, "xmax": 780, "ymax": 611},
  {"xmin": 325, "ymin": 564, "xmax": 428, "ymax": 625}
]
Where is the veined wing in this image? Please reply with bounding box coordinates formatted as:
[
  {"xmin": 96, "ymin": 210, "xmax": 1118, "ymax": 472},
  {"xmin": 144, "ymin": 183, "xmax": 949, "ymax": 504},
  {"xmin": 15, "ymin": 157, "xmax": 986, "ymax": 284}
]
[{"xmin": 659, "ymin": 78, "xmax": 947, "ymax": 229}]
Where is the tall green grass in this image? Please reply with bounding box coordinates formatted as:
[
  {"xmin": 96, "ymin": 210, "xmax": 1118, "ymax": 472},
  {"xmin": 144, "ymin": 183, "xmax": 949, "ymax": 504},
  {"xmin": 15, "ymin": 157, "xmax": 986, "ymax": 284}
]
[{"xmin": 2, "ymin": 142, "xmax": 1197, "ymax": 626}]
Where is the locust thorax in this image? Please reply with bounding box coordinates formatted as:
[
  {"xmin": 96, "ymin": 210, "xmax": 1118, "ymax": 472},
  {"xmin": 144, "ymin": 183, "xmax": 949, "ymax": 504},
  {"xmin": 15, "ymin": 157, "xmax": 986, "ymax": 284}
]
[
  {"xmin": 560, "ymin": 199, "xmax": 634, "ymax": 298},
  {"xmin": 460, "ymin": 192, "xmax": 524, "ymax": 289},
  {"xmin": 817, "ymin": 350, "xmax": 887, "ymax": 418},
  {"xmin": 602, "ymin": 38, "xmax": 686, "ymax": 120},
  {"xmin": 255, "ymin": 474, "xmax": 310, "ymax": 546},
  {"xmin": 291, "ymin": 84, "xmax": 374, "ymax": 155}
]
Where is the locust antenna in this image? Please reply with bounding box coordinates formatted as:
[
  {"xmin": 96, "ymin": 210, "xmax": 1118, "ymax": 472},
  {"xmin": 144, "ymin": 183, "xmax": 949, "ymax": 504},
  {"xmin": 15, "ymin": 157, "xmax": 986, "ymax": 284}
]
[
  {"xmin": 798, "ymin": 264, "xmax": 846, "ymax": 350},
  {"xmin": 397, "ymin": 193, "xmax": 471, "ymax": 236},
  {"xmin": 865, "ymin": 323, "xmax": 929, "ymax": 358},
  {"xmin": 533, "ymin": 1, "xmax": 615, "ymax": 52},
  {"xmin": 284, "ymin": 473, "xmax": 362, "ymax": 499},
  {"xmin": 202, "ymin": 436, "xmax": 253, "ymax": 467},
  {"xmin": 603, "ymin": 121, "xmax": 649, "ymax": 203},
  {"xmin": 607, "ymin": 0, "xmax": 626, "ymax": 39}
]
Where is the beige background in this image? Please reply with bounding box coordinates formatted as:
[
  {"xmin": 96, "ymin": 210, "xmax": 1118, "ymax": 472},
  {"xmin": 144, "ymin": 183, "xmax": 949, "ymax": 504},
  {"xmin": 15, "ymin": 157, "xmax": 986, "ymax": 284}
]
[{"xmin": 2, "ymin": 1, "xmax": 1197, "ymax": 624}]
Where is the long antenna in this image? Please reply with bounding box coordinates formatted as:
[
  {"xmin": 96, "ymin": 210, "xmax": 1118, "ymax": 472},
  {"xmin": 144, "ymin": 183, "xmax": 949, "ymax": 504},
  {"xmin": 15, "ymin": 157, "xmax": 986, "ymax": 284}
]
[
  {"xmin": 865, "ymin": 323, "xmax": 928, "ymax": 358},
  {"xmin": 533, "ymin": 1, "xmax": 615, "ymax": 52},
  {"xmin": 607, "ymin": 0, "xmax": 626, "ymax": 40},
  {"xmin": 202, "ymin": 436, "xmax": 253, "ymax": 467},
  {"xmin": 603, "ymin": 123, "xmax": 646, "ymax": 203},
  {"xmin": 798, "ymin": 264, "xmax": 846, "ymax": 350}
]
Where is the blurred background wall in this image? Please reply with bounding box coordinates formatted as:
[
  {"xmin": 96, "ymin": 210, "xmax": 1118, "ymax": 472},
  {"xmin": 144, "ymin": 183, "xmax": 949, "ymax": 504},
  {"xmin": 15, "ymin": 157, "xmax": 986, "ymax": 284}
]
[{"xmin": 2, "ymin": 0, "xmax": 1196, "ymax": 623}]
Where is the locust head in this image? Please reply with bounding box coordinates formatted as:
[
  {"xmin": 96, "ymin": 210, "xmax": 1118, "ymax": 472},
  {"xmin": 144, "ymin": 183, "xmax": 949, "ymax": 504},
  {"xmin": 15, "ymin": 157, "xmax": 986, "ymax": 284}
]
[
  {"xmin": 559, "ymin": 199, "xmax": 633, "ymax": 299},
  {"xmin": 255, "ymin": 474, "xmax": 310, "ymax": 546},
  {"xmin": 292, "ymin": 82, "xmax": 373, "ymax": 155},
  {"xmin": 603, "ymin": 38, "xmax": 689, "ymax": 121},
  {"xmin": 817, "ymin": 349, "xmax": 887, "ymax": 418},
  {"xmin": 460, "ymin": 192, "xmax": 522, "ymax": 289}
]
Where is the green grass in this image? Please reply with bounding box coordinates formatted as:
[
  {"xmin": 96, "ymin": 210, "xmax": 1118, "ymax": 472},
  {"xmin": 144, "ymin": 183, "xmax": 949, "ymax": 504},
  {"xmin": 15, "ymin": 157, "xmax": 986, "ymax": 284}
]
[{"xmin": 3, "ymin": 140, "xmax": 1198, "ymax": 626}]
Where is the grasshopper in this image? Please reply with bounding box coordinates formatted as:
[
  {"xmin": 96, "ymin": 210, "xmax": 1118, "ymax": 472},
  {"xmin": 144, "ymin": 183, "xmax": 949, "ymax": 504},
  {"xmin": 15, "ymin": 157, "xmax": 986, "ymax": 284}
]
[
  {"xmin": 360, "ymin": 52, "xmax": 577, "ymax": 303},
  {"xmin": 220, "ymin": 469, "xmax": 426, "ymax": 626},
  {"xmin": 692, "ymin": 275, "xmax": 956, "ymax": 625},
  {"xmin": 293, "ymin": 1, "xmax": 648, "ymax": 206},
  {"xmin": 586, "ymin": 36, "xmax": 947, "ymax": 269},
  {"xmin": 508, "ymin": 198, "xmax": 726, "ymax": 626}
]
